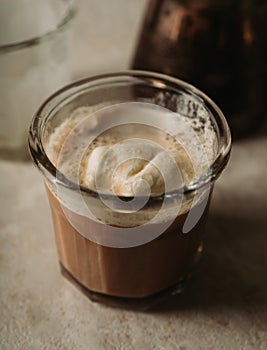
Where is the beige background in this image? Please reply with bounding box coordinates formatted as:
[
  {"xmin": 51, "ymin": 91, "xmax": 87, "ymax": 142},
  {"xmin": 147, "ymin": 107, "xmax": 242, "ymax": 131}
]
[
  {"xmin": 70, "ymin": 0, "xmax": 148, "ymax": 78},
  {"xmin": 1, "ymin": 0, "xmax": 267, "ymax": 349}
]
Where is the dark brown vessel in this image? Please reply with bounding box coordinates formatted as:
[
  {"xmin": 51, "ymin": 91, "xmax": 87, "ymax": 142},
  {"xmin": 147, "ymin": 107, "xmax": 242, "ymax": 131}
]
[{"xmin": 132, "ymin": 0, "xmax": 267, "ymax": 137}]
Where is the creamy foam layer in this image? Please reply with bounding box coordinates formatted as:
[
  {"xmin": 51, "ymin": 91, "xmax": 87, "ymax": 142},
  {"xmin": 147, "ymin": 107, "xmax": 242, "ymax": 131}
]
[
  {"xmin": 81, "ymin": 126, "xmax": 196, "ymax": 196},
  {"xmin": 47, "ymin": 103, "xmax": 216, "ymax": 196},
  {"xmin": 45, "ymin": 103, "xmax": 216, "ymax": 228}
]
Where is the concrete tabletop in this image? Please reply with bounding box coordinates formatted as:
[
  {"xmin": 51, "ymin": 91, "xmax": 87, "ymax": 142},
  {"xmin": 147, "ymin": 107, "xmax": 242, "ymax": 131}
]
[{"xmin": 1, "ymin": 1, "xmax": 267, "ymax": 349}]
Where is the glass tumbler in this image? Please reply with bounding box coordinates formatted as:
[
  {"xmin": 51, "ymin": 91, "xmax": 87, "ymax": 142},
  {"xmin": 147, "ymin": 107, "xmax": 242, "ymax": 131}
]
[
  {"xmin": 29, "ymin": 71, "xmax": 231, "ymax": 309},
  {"xmin": 0, "ymin": 0, "xmax": 76, "ymax": 159}
]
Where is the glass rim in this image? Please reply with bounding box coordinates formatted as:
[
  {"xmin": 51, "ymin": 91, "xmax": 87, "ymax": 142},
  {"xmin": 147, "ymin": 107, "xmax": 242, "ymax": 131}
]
[
  {"xmin": 28, "ymin": 70, "xmax": 231, "ymax": 201},
  {"xmin": 0, "ymin": 0, "xmax": 76, "ymax": 54}
]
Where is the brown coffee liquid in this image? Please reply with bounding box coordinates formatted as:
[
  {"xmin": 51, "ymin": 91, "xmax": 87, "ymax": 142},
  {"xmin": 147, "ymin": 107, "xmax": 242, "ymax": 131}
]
[{"xmin": 46, "ymin": 186, "xmax": 208, "ymax": 300}]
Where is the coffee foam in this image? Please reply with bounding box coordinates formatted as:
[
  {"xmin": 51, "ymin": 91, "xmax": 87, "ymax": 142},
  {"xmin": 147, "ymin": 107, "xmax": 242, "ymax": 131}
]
[
  {"xmin": 47, "ymin": 103, "xmax": 215, "ymax": 182},
  {"xmin": 45, "ymin": 102, "xmax": 216, "ymax": 227}
]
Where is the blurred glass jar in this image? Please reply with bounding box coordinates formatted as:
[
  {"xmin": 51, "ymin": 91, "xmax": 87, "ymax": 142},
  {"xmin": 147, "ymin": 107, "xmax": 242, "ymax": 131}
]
[
  {"xmin": 132, "ymin": 0, "xmax": 267, "ymax": 138},
  {"xmin": 0, "ymin": 0, "xmax": 76, "ymax": 159}
]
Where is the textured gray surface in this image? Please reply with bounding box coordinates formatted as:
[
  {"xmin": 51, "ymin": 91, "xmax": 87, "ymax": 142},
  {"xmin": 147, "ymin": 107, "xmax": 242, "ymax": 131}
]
[{"xmin": 1, "ymin": 0, "xmax": 267, "ymax": 349}]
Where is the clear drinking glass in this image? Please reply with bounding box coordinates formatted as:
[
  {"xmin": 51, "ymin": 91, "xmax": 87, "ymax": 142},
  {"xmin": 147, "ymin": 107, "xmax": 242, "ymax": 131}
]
[
  {"xmin": 0, "ymin": 0, "xmax": 76, "ymax": 159},
  {"xmin": 28, "ymin": 71, "xmax": 231, "ymax": 309}
]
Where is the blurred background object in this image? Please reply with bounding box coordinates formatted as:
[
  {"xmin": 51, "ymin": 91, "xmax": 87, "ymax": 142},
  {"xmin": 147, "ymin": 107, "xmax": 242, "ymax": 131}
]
[
  {"xmin": 0, "ymin": 0, "xmax": 76, "ymax": 160},
  {"xmin": 132, "ymin": 0, "xmax": 267, "ymax": 138},
  {"xmin": 0, "ymin": 0, "xmax": 148, "ymax": 160},
  {"xmin": 70, "ymin": 0, "xmax": 147, "ymax": 79}
]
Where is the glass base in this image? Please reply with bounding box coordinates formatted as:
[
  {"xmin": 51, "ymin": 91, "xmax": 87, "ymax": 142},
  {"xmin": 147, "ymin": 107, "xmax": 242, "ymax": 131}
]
[{"xmin": 59, "ymin": 263, "xmax": 186, "ymax": 310}]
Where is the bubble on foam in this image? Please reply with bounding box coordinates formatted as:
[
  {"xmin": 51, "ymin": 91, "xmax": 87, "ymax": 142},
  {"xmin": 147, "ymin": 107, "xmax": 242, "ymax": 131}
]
[{"xmin": 151, "ymin": 91, "xmax": 217, "ymax": 172}]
